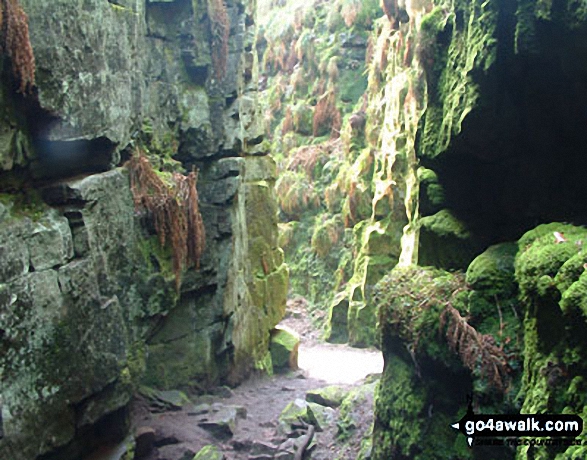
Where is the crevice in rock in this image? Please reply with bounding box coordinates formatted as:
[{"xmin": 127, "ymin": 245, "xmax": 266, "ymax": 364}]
[
  {"xmin": 36, "ymin": 406, "xmax": 129, "ymax": 460},
  {"xmin": 422, "ymin": 11, "xmax": 587, "ymax": 247},
  {"xmin": 31, "ymin": 136, "xmax": 118, "ymax": 180}
]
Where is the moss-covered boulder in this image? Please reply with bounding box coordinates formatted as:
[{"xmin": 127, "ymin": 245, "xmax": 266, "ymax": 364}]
[
  {"xmin": 418, "ymin": 209, "xmax": 480, "ymax": 270},
  {"xmin": 270, "ymin": 326, "xmax": 300, "ymax": 372},
  {"xmin": 465, "ymin": 242, "xmax": 520, "ymax": 328},
  {"xmin": 194, "ymin": 445, "xmax": 225, "ymax": 460},
  {"xmin": 417, "ymin": 167, "xmax": 445, "ymax": 216},
  {"xmin": 514, "ymin": 223, "xmax": 587, "ymax": 458},
  {"xmin": 372, "ymin": 265, "xmax": 520, "ymax": 459},
  {"xmin": 306, "ymin": 385, "xmax": 348, "ymax": 408},
  {"xmin": 278, "ymin": 399, "xmax": 319, "ymax": 435}
]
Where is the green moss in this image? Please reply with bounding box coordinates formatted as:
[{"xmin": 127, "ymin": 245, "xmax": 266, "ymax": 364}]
[
  {"xmin": 270, "ymin": 327, "xmax": 299, "ymax": 371},
  {"xmin": 515, "ymin": 223, "xmax": 587, "ymax": 302},
  {"xmin": 419, "ymin": 5, "xmax": 452, "ymax": 44},
  {"xmin": 418, "ymin": 209, "xmax": 479, "ymax": 270},
  {"xmin": 337, "ymin": 380, "xmax": 377, "ymax": 441},
  {"xmin": 311, "ymin": 215, "xmax": 342, "ymax": 258},
  {"xmin": 419, "ymin": 209, "xmax": 469, "ymax": 239},
  {"xmin": 339, "ymin": 67, "xmax": 368, "ymax": 104},
  {"xmin": 126, "ymin": 341, "xmax": 147, "ymax": 389},
  {"xmin": 416, "ymin": 167, "xmax": 438, "ymax": 183},
  {"xmin": 194, "ymin": 445, "xmax": 224, "ymax": 460},
  {"xmin": 375, "ymin": 266, "xmax": 467, "ymax": 361},
  {"xmin": 466, "ymin": 243, "xmax": 518, "ymax": 296},
  {"xmin": 138, "ymin": 235, "xmax": 176, "ymax": 283},
  {"xmin": 419, "ymin": 0, "xmax": 498, "ymax": 158},
  {"xmin": 0, "ymin": 189, "xmax": 46, "ymax": 221},
  {"xmin": 279, "ymin": 399, "xmax": 319, "ymax": 433},
  {"xmin": 291, "ymin": 104, "xmax": 311, "ymax": 136},
  {"xmin": 514, "ymin": 223, "xmax": 587, "ymax": 459},
  {"xmin": 372, "ymin": 355, "xmax": 428, "ymax": 460}
]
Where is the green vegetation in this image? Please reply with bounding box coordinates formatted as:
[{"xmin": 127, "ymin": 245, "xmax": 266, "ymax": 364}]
[
  {"xmin": 372, "ymin": 262, "xmax": 522, "ymax": 459},
  {"xmin": 514, "ymin": 224, "xmax": 587, "ymax": 445},
  {"xmin": 0, "ymin": 189, "xmax": 46, "ymax": 221},
  {"xmin": 258, "ymin": 0, "xmax": 389, "ymax": 339}
]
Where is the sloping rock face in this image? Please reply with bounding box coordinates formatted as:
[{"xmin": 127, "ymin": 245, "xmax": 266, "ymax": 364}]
[{"xmin": 0, "ymin": 1, "xmax": 287, "ymax": 459}]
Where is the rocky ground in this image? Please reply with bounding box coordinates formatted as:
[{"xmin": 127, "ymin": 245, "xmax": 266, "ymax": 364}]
[{"xmin": 127, "ymin": 297, "xmax": 383, "ymax": 460}]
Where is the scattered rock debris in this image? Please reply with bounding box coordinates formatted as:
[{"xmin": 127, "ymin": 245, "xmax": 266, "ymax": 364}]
[{"xmin": 129, "ymin": 297, "xmax": 381, "ymax": 460}]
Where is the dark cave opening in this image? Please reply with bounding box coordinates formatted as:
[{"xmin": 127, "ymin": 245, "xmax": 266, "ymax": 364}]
[
  {"xmin": 31, "ymin": 136, "xmax": 117, "ymax": 180},
  {"xmin": 422, "ymin": 11, "xmax": 587, "ymax": 247}
]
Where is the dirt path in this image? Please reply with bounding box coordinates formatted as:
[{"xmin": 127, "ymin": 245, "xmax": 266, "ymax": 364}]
[{"xmin": 131, "ymin": 298, "xmax": 383, "ymax": 460}]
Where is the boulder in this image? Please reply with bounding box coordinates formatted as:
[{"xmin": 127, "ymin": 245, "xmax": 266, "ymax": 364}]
[
  {"xmin": 278, "ymin": 399, "xmax": 318, "ymax": 435},
  {"xmin": 197, "ymin": 405, "xmax": 245, "ymax": 439},
  {"xmin": 193, "ymin": 445, "xmax": 225, "ymax": 460},
  {"xmin": 250, "ymin": 440, "xmax": 279, "ymax": 457},
  {"xmin": 306, "ymin": 385, "xmax": 348, "ymax": 408},
  {"xmin": 134, "ymin": 426, "xmax": 155, "ymax": 459},
  {"xmin": 270, "ymin": 326, "xmax": 300, "ymax": 372}
]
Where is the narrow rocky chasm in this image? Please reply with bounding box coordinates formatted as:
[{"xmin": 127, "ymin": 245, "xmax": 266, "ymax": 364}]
[{"xmin": 2, "ymin": 1, "xmax": 587, "ymax": 460}]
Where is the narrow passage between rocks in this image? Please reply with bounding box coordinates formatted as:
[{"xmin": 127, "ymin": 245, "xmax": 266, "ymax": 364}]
[{"xmin": 129, "ymin": 300, "xmax": 383, "ymax": 460}]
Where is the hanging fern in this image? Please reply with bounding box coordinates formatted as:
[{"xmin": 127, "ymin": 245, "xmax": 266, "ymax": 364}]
[
  {"xmin": 127, "ymin": 151, "xmax": 205, "ymax": 289},
  {"xmin": 0, "ymin": 0, "xmax": 35, "ymax": 93},
  {"xmin": 207, "ymin": 0, "xmax": 229, "ymax": 80}
]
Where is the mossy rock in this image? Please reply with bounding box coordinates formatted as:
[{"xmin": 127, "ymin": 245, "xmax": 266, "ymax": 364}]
[
  {"xmin": 417, "ymin": 167, "xmax": 445, "ymax": 215},
  {"xmin": 420, "ymin": 209, "xmax": 469, "ymax": 239},
  {"xmin": 362, "ymin": 222, "xmax": 397, "ymax": 257},
  {"xmin": 466, "ymin": 242, "xmax": 518, "ymax": 298},
  {"xmin": 515, "ymin": 223, "xmax": 587, "ymax": 302},
  {"xmin": 269, "ymin": 326, "xmax": 300, "ymax": 372},
  {"xmin": 419, "ymin": 209, "xmax": 480, "ymax": 270},
  {"xmin": 193, "ymin": 445, "xmax": 224, "ymax": 460},
  {"xmin": 306, "ymin": 385, "xmax": 349, "ymax": 408},
  {"xmin": 337, "ymin": 380, "xmax": 377, "ymax": 441},
  {"xmin": 515, "ymin": 222, "xmax": 587, "ymax": 454},
  {"xmin": 265, "ymin": 263, "xmax": 289, "ymax": 327},
  {"xmin": 325, "ymin": 292, "xmax": 350, "ymax": 344},
  {"xmin": 375, "ymin": 266, "xmax": 466, "ymax": 356},
  {"xmin": 278, "ymin": 398, "xmax": 319, "ymax": 434}
]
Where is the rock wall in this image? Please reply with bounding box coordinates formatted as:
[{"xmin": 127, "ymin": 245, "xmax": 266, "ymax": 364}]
[
  {"xmin": 371, "ymin": 1, "xmax": 587, "ymax": 459},
  {"xmin": 0, "ymin": 1, "xmax": 287, "ymax": 459}
]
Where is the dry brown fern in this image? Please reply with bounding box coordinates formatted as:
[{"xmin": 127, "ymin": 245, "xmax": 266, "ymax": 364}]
[
  {"xmin": 341, "ymin": 0, "xmax": 360, "ymax": 27},
  {"xmin": 175, "ymin": 170, "xmax": 205, "ymax": 271},
  {"xmin": 313, "ymin": 91, "xmax": 341, "ymax": 138},
  {"xmin": 0, "ymin": 0, "xmax": 35, "ymax": 93},
  {"xmin": 282, "ymin": 106, "xmax": 293, "ymax": 135},
  {"xmin": 128, "ymin": 152, "xmax": 205, "ymax": 289},
  {"xmin": 287, "ymin": 145, "xmax": 321, "ymax": 177},
  {"xmin": 207, "ymin": 0, "xmax": 229, "ymax": 80},
  {"xmin": 440, "ymin": 304, "xmax": 511, "ymax": 391}
]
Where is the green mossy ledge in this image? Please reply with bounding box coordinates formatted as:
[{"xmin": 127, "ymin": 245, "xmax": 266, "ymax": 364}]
[{"xmin": 372, "ymin": 262, "xmax": 522, "ymax": 460}]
